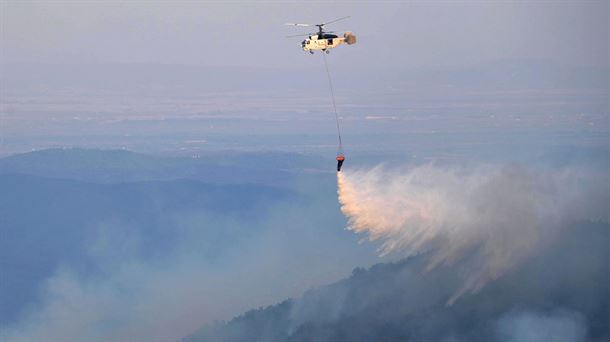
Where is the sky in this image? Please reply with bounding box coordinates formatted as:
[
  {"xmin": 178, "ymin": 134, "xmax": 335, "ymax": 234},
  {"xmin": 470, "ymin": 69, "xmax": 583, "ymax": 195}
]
[
  {"xmin": 1, "ymin": 1, "xmax": 608, "ymax": 157},
  {"xmin": 1, "ymin": 1, "xmax": 608, "ymax": 69}
]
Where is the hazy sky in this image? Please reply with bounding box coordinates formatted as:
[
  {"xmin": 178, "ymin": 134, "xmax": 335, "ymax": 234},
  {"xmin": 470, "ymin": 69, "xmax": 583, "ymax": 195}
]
[{"xmin": 1, "ymin": 1, "xmax": 608, "ymax": 69}]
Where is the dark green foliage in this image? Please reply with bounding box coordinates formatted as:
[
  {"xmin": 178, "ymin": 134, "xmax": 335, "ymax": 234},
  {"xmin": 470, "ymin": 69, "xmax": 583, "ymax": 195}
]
[{"xmin": 185, "ymin": 222, "xmax": 609, "ymax": 342}]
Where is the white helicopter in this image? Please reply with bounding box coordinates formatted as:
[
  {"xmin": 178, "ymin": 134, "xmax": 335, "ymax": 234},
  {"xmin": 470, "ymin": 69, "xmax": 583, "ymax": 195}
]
[{"xmin": 286, "ymin": 16, "xmax": 356, "ymax": 54}]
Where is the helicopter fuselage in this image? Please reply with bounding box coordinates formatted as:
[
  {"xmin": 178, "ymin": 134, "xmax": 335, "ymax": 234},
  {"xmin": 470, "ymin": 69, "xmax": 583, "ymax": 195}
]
[{"xmin": 301, "ymin": 34, "xmax": 346, "ymax": 52}]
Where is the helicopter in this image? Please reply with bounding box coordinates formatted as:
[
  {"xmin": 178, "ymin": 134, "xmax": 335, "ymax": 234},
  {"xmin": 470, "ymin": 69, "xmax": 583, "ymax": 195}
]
[{"xmin": 286, "ymin": 16, "xmax": 356, "ymax": 54}]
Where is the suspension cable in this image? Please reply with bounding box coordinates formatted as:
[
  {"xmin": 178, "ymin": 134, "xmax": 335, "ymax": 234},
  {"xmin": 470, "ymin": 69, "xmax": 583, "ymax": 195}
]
[{"xmin": 322, "ymin": 52, "xmax": 343, "ymax": 154}]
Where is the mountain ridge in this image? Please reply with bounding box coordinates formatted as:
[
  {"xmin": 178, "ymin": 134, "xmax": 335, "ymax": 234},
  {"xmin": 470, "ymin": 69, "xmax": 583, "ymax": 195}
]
[{"xmin": 184, "ymin": 220, "xmax": 610, "ymax": 342}]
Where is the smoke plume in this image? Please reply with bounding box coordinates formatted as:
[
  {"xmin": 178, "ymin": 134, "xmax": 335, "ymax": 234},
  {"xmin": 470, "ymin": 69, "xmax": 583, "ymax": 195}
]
[{"xmin": 337, "ymin": 164, "xmax": 607, "ymax": 303}]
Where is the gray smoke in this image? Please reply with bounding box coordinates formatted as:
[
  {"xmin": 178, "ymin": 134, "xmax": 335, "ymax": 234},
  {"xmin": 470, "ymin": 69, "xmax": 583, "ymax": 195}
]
[{"xmin": 496, "ymin": 310, "xmax": 587, "ymax": 342}]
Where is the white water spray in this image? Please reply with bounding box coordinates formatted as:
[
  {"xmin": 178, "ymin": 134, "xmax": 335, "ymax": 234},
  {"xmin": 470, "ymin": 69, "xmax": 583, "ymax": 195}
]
[{"xmin": 337, "ymin": 165, "xmax": 605, "ymax": 303}]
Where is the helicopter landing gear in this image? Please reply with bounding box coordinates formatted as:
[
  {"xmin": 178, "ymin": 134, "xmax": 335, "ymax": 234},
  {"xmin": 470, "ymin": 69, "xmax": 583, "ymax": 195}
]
[
  {"xmin": 309, "ymin": 50, "xmax": 315, "ymax": 55},
  {"xmin": 325, "ymin": 49, "xmax": 330, "ymax": 54}
]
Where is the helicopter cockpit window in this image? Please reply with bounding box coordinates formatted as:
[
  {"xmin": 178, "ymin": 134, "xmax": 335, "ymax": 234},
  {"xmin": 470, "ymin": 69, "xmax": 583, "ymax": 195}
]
[{"xmin": 322, "ymin": 34, "xmax": 338, "ymax": 39}]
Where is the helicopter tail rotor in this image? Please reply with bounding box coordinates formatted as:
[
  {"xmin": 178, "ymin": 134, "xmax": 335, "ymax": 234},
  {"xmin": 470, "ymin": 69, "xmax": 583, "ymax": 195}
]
[{"xmin": 344, "ymin": 32, "xmax": 357, "ymax": 45}]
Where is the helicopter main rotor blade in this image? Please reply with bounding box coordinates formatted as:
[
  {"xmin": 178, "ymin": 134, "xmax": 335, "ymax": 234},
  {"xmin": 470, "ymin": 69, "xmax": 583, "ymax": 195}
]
[
  {"xmin": 286, "ymin": 33, "xmax": 314, "ymax": 38},
  {"xmin": 322, "ymin": 16, "xmax": 350, "ymax": 26},
  {"xmin": 285, "ymin": 23, "xmax": 312, "ymax": 27}
]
